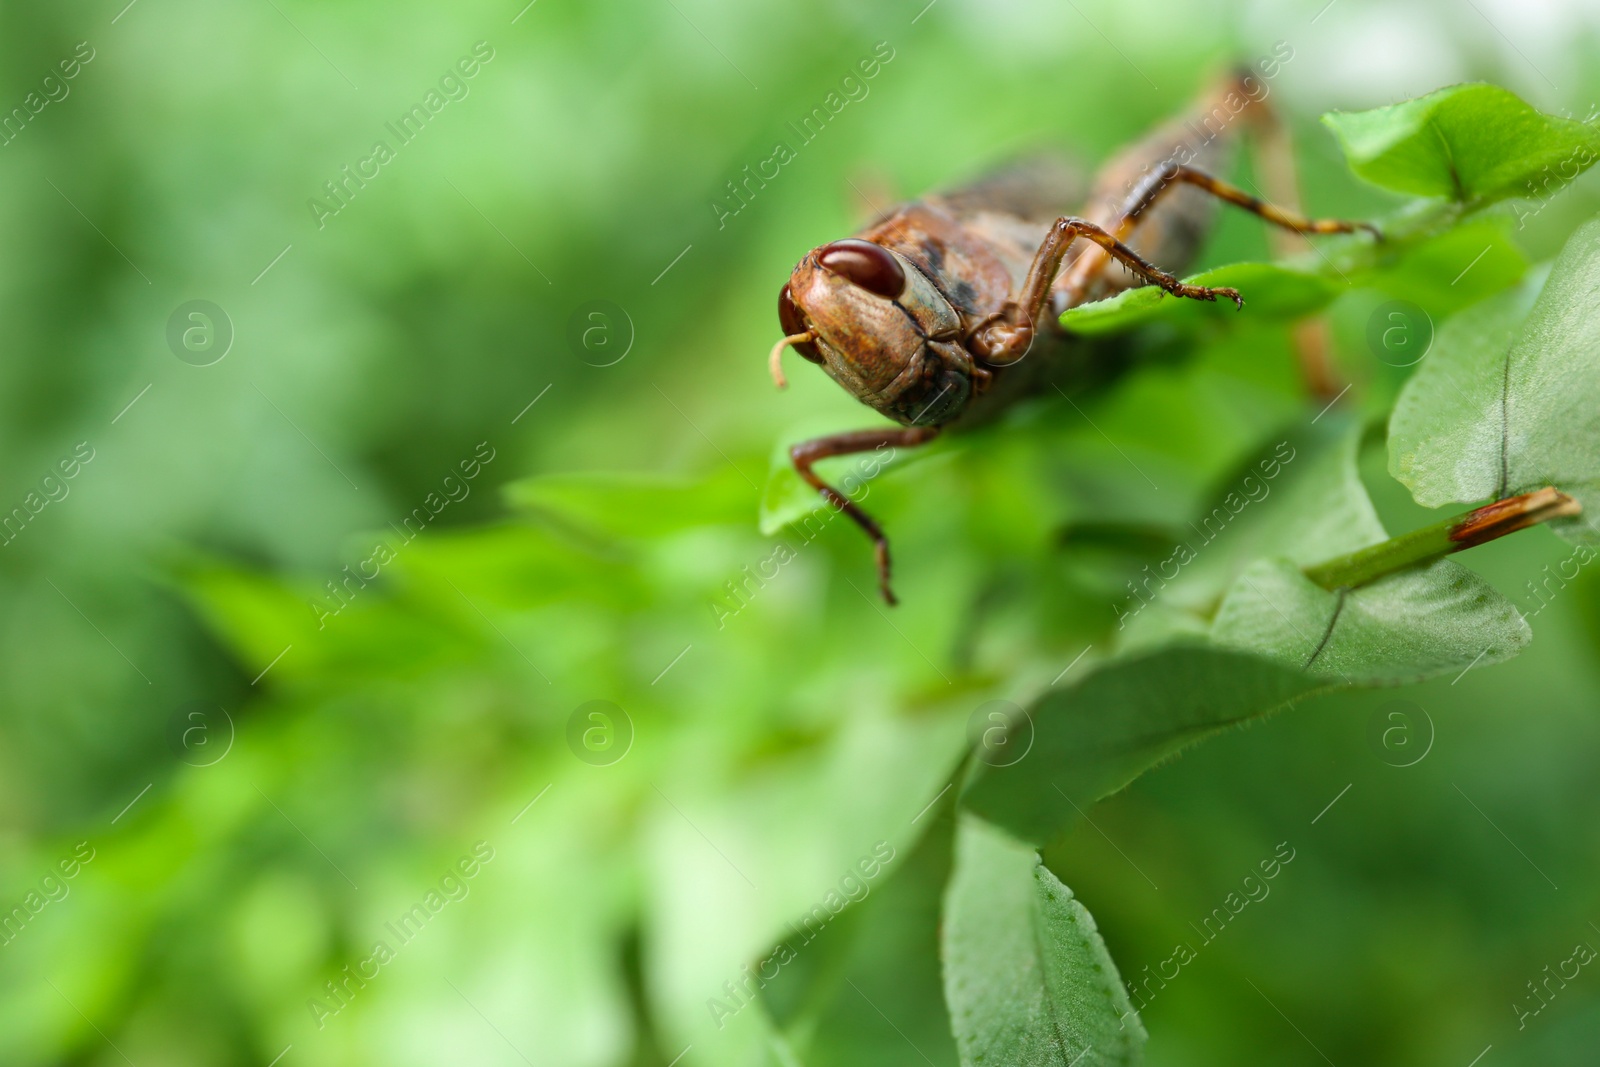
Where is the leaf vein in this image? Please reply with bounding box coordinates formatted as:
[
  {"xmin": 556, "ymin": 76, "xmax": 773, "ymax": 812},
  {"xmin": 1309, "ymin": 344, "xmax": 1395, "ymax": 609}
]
[{"xmin": 1304, "ymin": 587, "xmax": 1349, "ymax": 669}]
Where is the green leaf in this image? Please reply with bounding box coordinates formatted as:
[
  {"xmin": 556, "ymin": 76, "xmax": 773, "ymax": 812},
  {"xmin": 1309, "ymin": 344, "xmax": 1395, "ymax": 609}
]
[
  {"xmin": 1060, "ymin": 262, "xmax": 1342, "ymax": 336},
  {"xmin": 964, "ymin": 410, "xmax": 1541, "ymax": 845},
  {"xmin": 1389, "ymin": 217, "xmax": 1600, "ymax": 542},
  {"xmin": 1386, "ymin": 286, "xmax": 1534, "ymax": 505},
  {"xmin": 1153, "ymin": 420, "xmax": 1386, "ymax": 613},
  {"xmin": 505, "ymin": 468, "xmax": 753, "ymax": 540},
  {"xmin": 760, "ymin": 434, "xmax": 826, "ymax": 536},
  {"xmin": 1211, "ymin": 557, "xmax": 1530, "ymax": 685},
  {"xmin": 942, "ymin": 815, "xmax": 1144, "ymax": 1067},
  {"xmin": 1321, "ymin": 83, "xmax": 1600, "ymax": 203},
  {"xmin": 1360, "ymin": 218, "xmax": 1528, "ymax": 313},
  {"xmin": 960, "ymin": 646, "xmax": 1323, "ymax": 847},
  {"xmin": 760, "ymin": 812, "xmax": 959, "ymax": 1067},
  {"xmin": 966, "ymin": 406, "xmax": 1542, "ymax": 845}
]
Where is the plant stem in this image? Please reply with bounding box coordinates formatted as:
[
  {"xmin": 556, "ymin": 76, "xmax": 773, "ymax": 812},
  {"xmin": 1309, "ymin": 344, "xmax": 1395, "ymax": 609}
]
[{"xmin": 1303, "ymin": 487, "xmax": 1581, "ymax": 590}]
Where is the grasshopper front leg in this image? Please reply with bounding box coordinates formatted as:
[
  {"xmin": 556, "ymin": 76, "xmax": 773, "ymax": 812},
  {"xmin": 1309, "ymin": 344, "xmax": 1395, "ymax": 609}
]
[
  {"xmin": 969, "ymin": 216, "xmax": 1244, "ymax": 368},
  {"xmin": 1054, "ymin": 162, "xmax": 1379, "ymax": 310},
  {"xmin": 790, "ymin": 425, "xmax": 941, "ymax": 605}
]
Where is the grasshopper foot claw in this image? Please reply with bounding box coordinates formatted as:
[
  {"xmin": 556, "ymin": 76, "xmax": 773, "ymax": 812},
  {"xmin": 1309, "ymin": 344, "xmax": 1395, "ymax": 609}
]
[
  {"xmin": 874, "ymin": 541, "xmax": 899, "ymax": 606},
  {"xmin": 1172, "ymin": 283, "xmax": 1243, "ymax": 308}
]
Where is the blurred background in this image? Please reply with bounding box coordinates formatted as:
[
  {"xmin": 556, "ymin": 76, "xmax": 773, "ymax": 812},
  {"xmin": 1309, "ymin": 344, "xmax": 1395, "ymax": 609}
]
[{"xmin": 2, "ymin": 0, "xmax": 1600, "ymax": 1063}]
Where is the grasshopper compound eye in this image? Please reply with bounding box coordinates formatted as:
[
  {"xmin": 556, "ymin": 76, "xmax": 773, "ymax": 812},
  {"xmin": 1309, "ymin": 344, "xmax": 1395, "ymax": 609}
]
[{"xmin": 817, "ymin": 239, "xmax": 906, "ymax": 300}]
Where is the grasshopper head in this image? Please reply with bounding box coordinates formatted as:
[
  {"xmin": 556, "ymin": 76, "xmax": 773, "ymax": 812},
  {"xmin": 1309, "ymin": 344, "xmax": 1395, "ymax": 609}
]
[{"xmin": 773, "ymin": 239, "xmax": 972, "ymax": 426}]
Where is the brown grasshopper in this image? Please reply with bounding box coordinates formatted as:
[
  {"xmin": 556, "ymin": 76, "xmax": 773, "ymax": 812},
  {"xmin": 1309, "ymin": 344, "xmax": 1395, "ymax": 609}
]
[{"xmin": 769, "ymin": 70, "xmax": 1378, "ymax": 604}]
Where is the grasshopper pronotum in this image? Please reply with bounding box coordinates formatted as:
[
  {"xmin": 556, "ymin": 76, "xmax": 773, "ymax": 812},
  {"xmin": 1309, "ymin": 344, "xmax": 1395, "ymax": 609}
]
[{"xmin": 769, "ymin": 69, "xmax": 1379, "ymax": 604}]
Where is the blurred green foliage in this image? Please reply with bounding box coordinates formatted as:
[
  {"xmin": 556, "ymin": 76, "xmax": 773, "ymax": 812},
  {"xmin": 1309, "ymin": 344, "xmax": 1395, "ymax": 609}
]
[{"xmin": 4, "ymin": 0, "xmax": 1600, "ymax": 1065}]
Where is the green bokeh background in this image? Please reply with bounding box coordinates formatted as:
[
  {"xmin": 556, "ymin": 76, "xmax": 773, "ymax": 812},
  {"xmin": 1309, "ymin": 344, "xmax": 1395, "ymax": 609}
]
[{"xmin": 2, "ymin": 0, "xmax": 1599, "ymax": 1064}]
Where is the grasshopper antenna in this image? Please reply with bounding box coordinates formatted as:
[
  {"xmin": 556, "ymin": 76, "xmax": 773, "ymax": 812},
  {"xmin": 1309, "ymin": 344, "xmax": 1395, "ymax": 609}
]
[{"xmin": 769, "ymin": 332, "xmax": 813, "ymax": 389}]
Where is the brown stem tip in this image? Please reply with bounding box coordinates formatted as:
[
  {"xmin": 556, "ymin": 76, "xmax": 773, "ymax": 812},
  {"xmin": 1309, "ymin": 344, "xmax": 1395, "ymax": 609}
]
[{"xmin": 1449, "ymin": 487, "xmax": 1582, "ymax": 550}]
